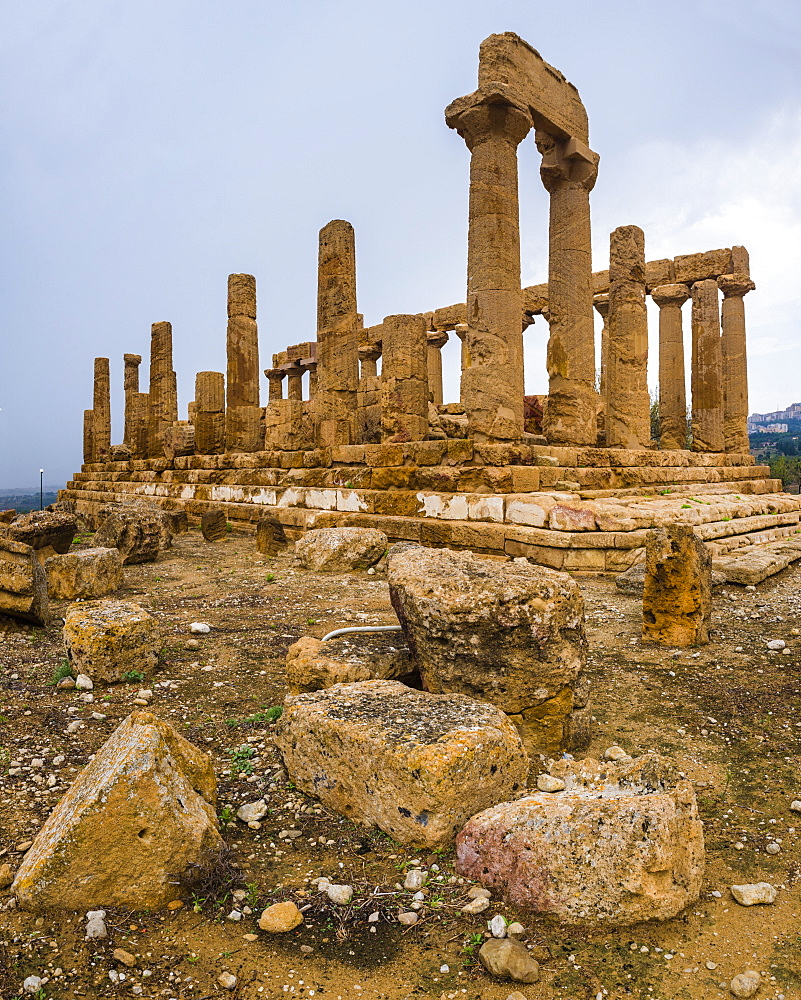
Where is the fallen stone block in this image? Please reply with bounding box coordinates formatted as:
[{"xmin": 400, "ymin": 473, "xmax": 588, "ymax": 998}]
[
  {"xmin": 478, "ymin": 938, "xmax": 539, "ymax": 984},
  {"xmin": 201, "ymin": 509, "xmax": 228, "ymax": 542},
  {"xmin": 456, "ymin": 752, "xmax": 704, "ymax": 926},
  {"xmin": 286, "ymin": 633, "xmax": 416, "ymax": 694},
  {"xmin": 63, "ymin": 600, "xmax": 161, "ymax": 683},
  {"xmin": 0, "ymin": 537, "xmax": 49, "ymax": 625},
  {"xmin": 256, "ymin": 515, "xmax": 287, "ymax": 555},
  {"xmin": 94, "ymin": 506, "xmax": 167, "ymax": 564},
  {"xmin": 12, "ymin": 711, "xmax": 222, "ymax": 911},
  {"xmin": 387, "ymin": 544, "xmax": 588, "ymax": 753},
  {"xmin": 295, "ymin": 527, "xmax": 388, "ymax": 572},
  {"xmin": 7, "ymin": 511, "xmax": 77, "ymax": 554},
  {"xmin": 45, "ymin": 547, "xmax": 123, "ymax": 600},
  {"xmin": 274, "ymin": 679, "xmax": 528, "ymax": 847},
  {"xmin": 642, "ymin": 524, "xmax": 711, "ymax": 646},
  {"xmin": 714, "ymin": 535, "xmax": 801, "ymax": 585}
]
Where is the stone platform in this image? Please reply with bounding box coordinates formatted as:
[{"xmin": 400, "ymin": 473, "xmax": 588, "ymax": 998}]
[{"xmin": 59, "ymin": 443, "xmax": 800, "ymax": 575}]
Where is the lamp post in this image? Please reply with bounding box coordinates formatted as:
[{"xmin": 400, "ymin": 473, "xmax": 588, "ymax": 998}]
[{"xmin": 39, "ymin": 469, "xmax": 44, "ymax": 511}]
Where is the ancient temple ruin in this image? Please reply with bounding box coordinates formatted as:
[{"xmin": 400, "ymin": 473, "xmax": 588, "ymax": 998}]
[{"xmin": 62, "ymin": 33, "xmax": 801, "ymax": 572}]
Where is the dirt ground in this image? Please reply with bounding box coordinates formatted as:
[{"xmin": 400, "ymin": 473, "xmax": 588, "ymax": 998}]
[{"xmin": 1, "ymin": 525, "xmax": 800, "ymax": 1000}]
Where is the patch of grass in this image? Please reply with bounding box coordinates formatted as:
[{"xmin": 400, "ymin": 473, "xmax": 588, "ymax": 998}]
[
  {"xmin": 122, "ymin": 670, "xmax": 144, "ymax": 684},
  {"xmin": 50, "ymin": 660, "xmax": 73, "ymax": 685},
  {"xmin": 228, "ymin": 744, "xmax": 255, "ymax": 777},
  {"xmin": 265, "ymin": 573, "xmax": 276, "ymax": 583}
]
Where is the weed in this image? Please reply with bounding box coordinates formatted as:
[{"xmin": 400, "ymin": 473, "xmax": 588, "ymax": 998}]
[
  {"xmin": 122, "ymin": 670, "xmax": 144, "ymax": 684},
  {"xmin": 226, "ymin": 522, "xmax": 233, "ymax": 532},
  {"xmin": 218, "ymin": 805, "xmax": 236, "ymax": 827},
  {"xmin": 307, "ymin": 618, "xmax": 317, "ymax": 626},
  {"xmin": 228, "ymin": 744, "xmax": 255, "ymax": 776},
  {"xmin": 175, "ymin": 844, "xmax": 243, "ymax": 915},
  {"xmin": 51, "ymin": 660, "xmax": 73, "ymax": 685},
  {"xmin": 266, "ymin": 573, "xmax": 276, "ymax": 583}
]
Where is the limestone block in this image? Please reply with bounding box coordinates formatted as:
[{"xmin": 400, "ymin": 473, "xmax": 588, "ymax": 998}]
[
  {"xmin": 274, "ymin": 679, "xmax": 528, "ymax": 846},
  {"xmin": 63, "ymin": 600, "xmax": 162, "ymax": 683},
  {"xmin": 548, "ymin": 504, "xmax": 597, "ymax": 532},
  {"xmin": 162, "ymin": 421, "xmax": 195, "ymax": 459},
  {"xmin": 0, "ymin": 537, "xmax": 49, "ymax": 625},
  {"xmin": 455, "ymin": 753, "xmax": 704, "ymax": 926},
  {"xmin": 642, "ymin": 525, "xmax": 711, "ymax": 646},
  {"xmin": 286, "ymin": 633, "xmax": 416, "ymax": 694},
  {"xmin": 94, "ymin": 507, "xmax": 166, "ymax": 565},
  {"xmin": 295, "ymin": 527, "xmax": 387, "ymax": 572},
  {"xmin": 45, "ymin": 548, "xmax": 123, "ymax": 600},
  {"xmin": 201, "ymin": 510, "xmax": 228, "ymax": 542},
  {"xmin": 11, "ymin": 711, "xmax": 222, "ymax": 911},
  {"xmin": 255, "ymin": 515, "xmax": 287, "ymax": 555},
  {"xmin": 0, "ymin": 508, "xmax": 17, "ymax": 523},
  {"xmin": 387, "ymin": 545, "xmax": 587, "ymax": 748},
  {"xmin": 8, "ymin": 511, "xmax": 77, "ymax": 554}
]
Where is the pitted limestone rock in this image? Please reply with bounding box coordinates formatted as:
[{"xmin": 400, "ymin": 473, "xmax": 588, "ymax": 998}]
[
  {"xmin": 6, "ymin": 511, "xmax": 77, "ymax": 554},
  {"xmin": 63, "ymin": 600, "xmax": 161, "ymax": 683},
  {"xmin": 642, "ymin": 524, "xmax": 711, "ymax": 646},
  {"xmin": 0, "ymin": 537, "xmax": 49, "ymax": 625},
  {"xmin": 295, "ymin": 527, "xmax": 387, "ymax": 572},
  {"xmin": 45, "ymin": 547, "xmax": 123, "ymax": 600},
  {"xmin": 286, "ymin": 633, "xmax": 416, "ymax": 694},
  {"xmin": 274, "ymin": 679, "xmax": 528, "ymax": 847},
  {"xmin": 455, "ymin": 752, "xmax": 704, "ymax": 926},
  {"xmin": 11, "ymin": 712, "xmax": 222, "ymax": 911},
  {"xmin": 387, "ymin": 544, "xmax": 588, "ymax": 752},
  {"xmin": 94, "ymin": 506, "xmax": 167, "ymax": 565}
]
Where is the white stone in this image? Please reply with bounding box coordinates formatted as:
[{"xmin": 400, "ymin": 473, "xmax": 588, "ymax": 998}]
[
  {"xmin": 325, "ymin": 883, "xmax": 354, "ymax": 905},
  {"xmin": 790, "ymin": 800, "xmax": 801, "ymax": 813},
  {"xmin": 75, "ymin": 674, "xmax": 93, "ymax": 690},
  {"xmin": 190, "ymin": 622, "xmax": 211, "ymax": 633},
  {"xmin": 404, "ymin": 869, "xmax": 427, "ymax": 891},
  {"xmin": 766, "ymin": 639, "xmax": 785, "ymax": 650},
  {"xmin": 730, "ymin": 882, "xmax": 776, "ymax": 906},
  {"xmin": 236, "ymin": 800, "xmax": 268, "ymax": 823},
  {"xmin": 489, "ymin": 914, "xmax": 508, "ymax": 938},
  {"xmin": 461, "ymin": 895, "xmax": 490, "ymax": 915},
  {"xmin": 85, "ymin": 909, "xmax": 107, "ymax": 939},
  {"xmin": 730, "ymin": 970, "xmax": 761, "ymax": 998},
  {"xmin": 536, "ymin": 774, "xmax": 566, "ymax": 792},
  {"xmin": 218, "ymin": 972, "xmax": 237, "ymax": 991},
  {"xmin": 603, "ymin": 745, "xmax": 630, "ymax": 761},
  {"xmin": 23, "ymin": 976, "xmax": 43, "ymax": 994},
  {"xmin": 397, "ymin": 910, "xmax": 418, "ymax": 925}
]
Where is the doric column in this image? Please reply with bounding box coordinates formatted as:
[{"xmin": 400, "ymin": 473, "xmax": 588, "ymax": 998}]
[
  {"xmin": 445, "ymin": 90, "xmax": 531, "ymax": 440},
  {"xmin": 265, "ymin": 369, "xmax": 285, "ymax": 402},
  {"xmin": 315, "ymin": 220, "xmax": 359, "ymax": 446},
  {"xmin": 380, "ymin": 314, "xmax": 429, "ymax": 443},
  {"xmin": 606, "ymin": 225, "xmax": 650, "ymax": 449},
  {"xmin": 718, "ymin": 273, "xmax": 755, "ymax": 454},
  {"xmin": 306, "ymin": 361, "xmax": 318, "ymax": 397},
  {"xmin": 358, "ymin": 344, "xmax": 381, "ymax": 380},
  {"xmin": 593, "ymin": 293, "xmax": 609, "ymax": 406},
  {"xmin": 83, "ymin": 410, "xmax": 94, "ymax": 465},
  {"xmin": 651, "ymin": 283, "xmax": 690, "ymax": 451},
  {"xmin": 92, "ymin": 357, "xmax": 111, "ymax": 461},
  {"xmin": 194, "ymin": 371, "xmax": 225, "ymax": 455},
  {"xmin": 147, "ymin": 321, "xmax": 178, "ymax": 458},
  {"xmin": 454, "ymin": 325, "xmax": 471, "ymax": 372},
  {"xmin": 226, "ymin": 273, "xmax": 261, "ymax": 452},
  {"xmin": 128, "ymin": 392, "xmax": 150, "ymax": 459},
  {"xmin": 536, "ymin": 130, "xmax": 600, "ymax": 445},
  {"xmin": 426, "ymin": 331, "xmax": 448, "ymax": 406},
  {"xmin": 286, "ymin": 365, "xmax": 304, "ymax": 401},
  {"xmin": 123, "ymin": 353, "xmax": 141, "ymax": 448},
  {"xmin": 690, "ymin": 279, "xmax": 724, "ymax": 453}
]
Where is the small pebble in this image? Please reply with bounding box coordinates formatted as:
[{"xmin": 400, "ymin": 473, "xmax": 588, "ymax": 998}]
[
  {"xmin": 398, "ymin": 911, "xmax": 418, "ymax": 926},
  {"xmin": 730, "ymin": 970, "xmax": 761, "ymax": 998},
  {"xmin": 218, "ymin": 971, "xmax": 237, "ymax": 991},
  {"xmin": 489, "ymin": 914, "xmax": 507, "ymax": 938},
  {"xmin": 536, "ymin": 774, "xmax": 565, "ymax": 793},
  {"xmin": 190, "ymin": 622, "xmax": 211, "ymax": 634},
  {"xmin": 604, "ymin": 745, "xmax": 630, "ymax": 761},
  {"xmin": 404, "ymin": 869, "xmax": 427, "ymax": 891},
  {"xmin": 325, "ymin": 883, "xmax": 354, "ymax": 905}
]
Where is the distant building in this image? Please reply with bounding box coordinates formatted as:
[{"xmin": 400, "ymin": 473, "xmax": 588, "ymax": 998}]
[
  {"xmin": 749, "ymin": 423, "xmax": 789, "ymax": 434},
  {"xmin": 749, "ymin": 402, "xmax": 801, "ymax": 427}
]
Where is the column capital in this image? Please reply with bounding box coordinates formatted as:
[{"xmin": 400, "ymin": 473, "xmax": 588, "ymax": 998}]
[
  {"xmin": 651, "ymin": 283, "xmax": 691, "ymax": 308},
  {"xmin": 593, "ymin": 292, "xmax": 609, "ymax": 318},
  {"xmin": 426, "ymin": 330, "xmax": 449, "ymax": 350},
  {"xmin": 445, "ymin": 87, "xmax": 531, "ymax": 151},
  {"xmin": 264, "ymin": 368, "xmax": 286, "ymax": 381},
  {"xmin": 358, "ymin": 343, "xmax": 382, "ymax": 362},
  {"xmin": 123, "ymin": 353, "xmax": 142, "ymax": 365},
  {"xmin": 536, "ymin": 129, "xmax": 599, "ymax": 193},
  {"xmin": 717, "ymin": 272, "xmax": 756, "ymax": 298}
]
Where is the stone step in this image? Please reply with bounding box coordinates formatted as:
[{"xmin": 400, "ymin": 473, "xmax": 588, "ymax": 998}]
[{"xmin": 713, "ymin": 535, "xmax": 801, "ymax": 585}]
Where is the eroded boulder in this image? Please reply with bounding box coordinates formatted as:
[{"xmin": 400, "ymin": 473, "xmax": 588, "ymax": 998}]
[
  {"xmin": 201, "ymin": 510, "xmax": 227, "ymax": 542},
  {"xmin": 295, "ymin": 527, "xmax": 387, "ymax": 572},
  {"xmin": 256, "ymin": 515, "xmax": 287, "ymax": 556},
  {"xmin": 387, "ymin": 545, "xmax": 588, "ymax": 753},
  {"xmin": 63, "ymin": 600, "xmax": 161, "ymax": 683},
  {"xmin": 642, "ymin": 524, "xmax": 711, "ymax": 646},
  {"xmin": 0, "ymin": 537, "xmax": 49, "ymax": 625},
  {"xmin": 11, "ymin": 711, "xmax": 222, "ymax": 911},
  {"xmin": 455, "ymin": 752, "xmax": 704, "ymax": 927},
  {"xmin": 94, "ymin": 506, "xmax": 167, "ymax": 565},
  {"xmin": 7, "ymin": 511, "xmax": 77, "ymax": 554},
  {"xmin": 285, "ymin": 633, "xmax": 416, "ymax": 694},
  {"xmin": 274, "ymin": 679, "xmax": 528, "ymax": 847},
  {"xmin": 45, "ymin": 547, "xmax": 123, "ymax": 600}
]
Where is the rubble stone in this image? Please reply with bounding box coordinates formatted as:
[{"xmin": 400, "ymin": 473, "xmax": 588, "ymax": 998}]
[
  {"xmin": 0, "ymin": 537, "xmax": 49, "ymax": 625},
  {"xmin": 295, "ymin": 527, "xmax": 387, "ymax": 572},
  {"xmin": 387, "ymin": 544, "xmax": 588, "ymax": 752},
  {"xmin": 11, "ymin": 712, "xmax": 222, "ymax": 911},
  {"xmin": 94, "ymin": 507, "xmax": 166, "ymax": 565},
  {"xmin": 45, "ymin": 548, "xmax": 123, "ymax": 600},
  {"xmin": 7, "ymin": 511, "xmax": 77, "ymax": 554},
  {"xmin": 285, "ymin": 633, "xmax": 416, "ymax": 694},
  {"xmin": 63, "ymin": 600, "xmax": 161, "ymax": 683},
  {"xmin": 642, "ymin": 524, "xmax": 711, "ymax": 646},
  {"xmin": 478, "ymin": 938, "xmax": 540, "ymax": 984},
  {"xmin": 274, "ymin": 679, "xmax": 528, "ymax": 847},
  {"xmin": 255, "ymin": 515, "xmax": 287, "ymax": 555},
  {"xmin": 201, "ymin": 510, "xmax": 228, "ymax": 542},
  {"xmin": 456, "ymin": 753, "xmax": 704, "ymax": 926}
]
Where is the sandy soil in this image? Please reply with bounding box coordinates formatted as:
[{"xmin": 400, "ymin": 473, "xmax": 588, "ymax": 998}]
[{"xmin": 1, "ymin": 526, "xmax": 800, "ymax": 1000}]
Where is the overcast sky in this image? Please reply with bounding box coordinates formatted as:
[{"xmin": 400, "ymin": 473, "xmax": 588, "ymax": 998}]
[{"xmin": 2, "ymin": 0, "xmax": 800, "ymax": 489}]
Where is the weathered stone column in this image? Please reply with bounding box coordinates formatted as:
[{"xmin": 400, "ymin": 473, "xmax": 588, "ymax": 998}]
[
  {"xmin": 128, "ymin": 392, "xmax": 150, "ymax": 459},
  {"xmin": 226, "ymin": 273, "xmax": 261, "ymax": 452},
  {"xmin": 358, "ymin": 344, "xmax": 380, "ymax": 380},
  {"xmin": 306, "ymin": 361, "xmax": 318, "ymax": 398},
  {"xmin": 83, "ymin": 410, "xmax": 94, "ymax": 465},
  {"xmin": 593, "ymin": 294, "xmax": 609, "ymax": 407},
  {"xmin": 606, "ymin": 225, "xmax": 650, "ymax": 449},
  {"xmin": 642, "ymin": 524, "xmax": 711, "ymax": 647},
  {"xmin": 194, "ymin": 371, "xmax": 225, "ymax": 455},
  {"xmin": 537, "ymin": 131, "xmax": 600, "ymax": 445},
  {"xmin": 445, "ymin": 91, "xmax": 531, "ymax": 440},
  {"xmin": 381, "ymin": 314, "xmax": 429, "ymax": 443},
  {"xmin": 123, "ymin": 354, "xmax": 142, "ymax": 448},
  {"xmin": 92, "ymin": 358, "xmax": 111, "ymax": 461},
  {"xmin": 454, "ymin": 325, "xmax": 471, "ymax": 372},
  {"xmin": 690, "ymin": 280, "xmax": 724, "ymax": 453},
  {"xmin": 265, "ymin": 369, "xmax": 285, "ymax": 402},
  {"xmin": 147, "ymin": 322, "xmax": 178, "ymax": 458},
  {"xmin": 651, "ymin": 283, "xmax": 690, "ymax": 451},
  {"xmin": 286, "ymin": 365, "xmax": 304, "ymax": 402},
  {"xmin": 315, "ymin": 220, "xmax": 359, "ymax": 447},
  {"xmin": 718, "ymin": 273, "xmax": 755, "ymax": 454},
  {"xmin": 357, "ymin": 343, "xmax": 382, "ymax": 445},
  {"xmin": 426, "ymin": 331, "xmax": 448, "ymax": 406}
]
